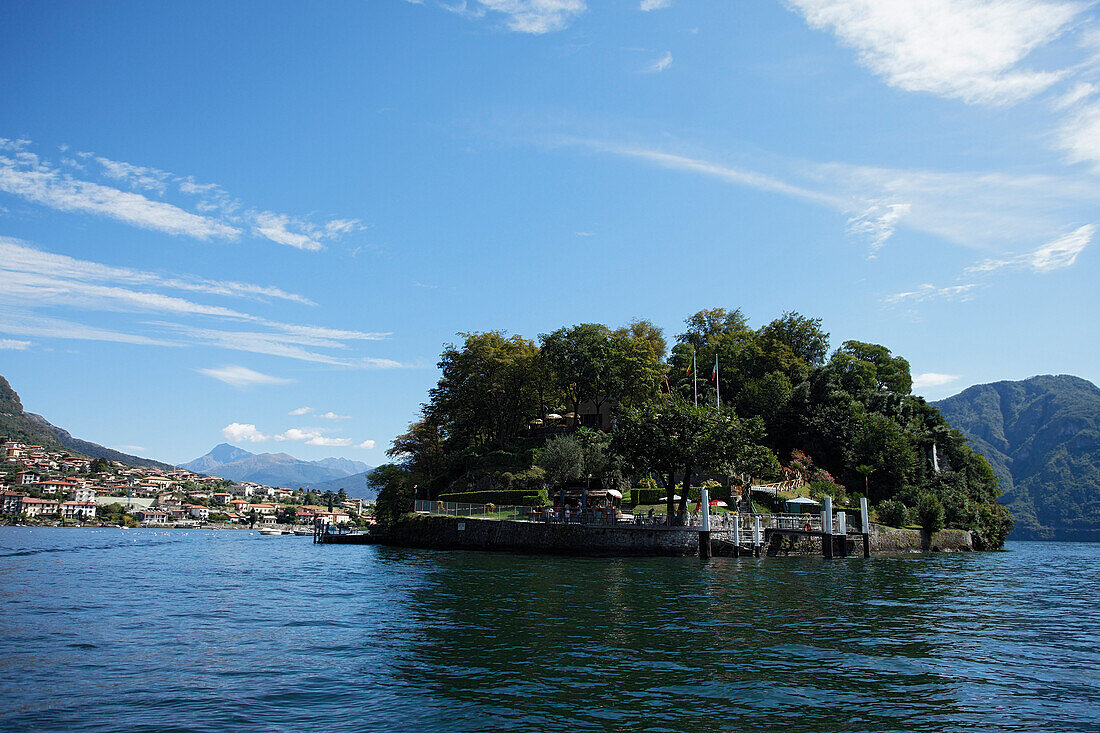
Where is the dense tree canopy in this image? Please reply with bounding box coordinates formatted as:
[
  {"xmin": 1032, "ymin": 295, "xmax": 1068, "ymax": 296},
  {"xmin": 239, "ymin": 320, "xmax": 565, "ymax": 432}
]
[{"xmin": 379, "ymin": 308, "xmax": 1011, "ymax": 547}]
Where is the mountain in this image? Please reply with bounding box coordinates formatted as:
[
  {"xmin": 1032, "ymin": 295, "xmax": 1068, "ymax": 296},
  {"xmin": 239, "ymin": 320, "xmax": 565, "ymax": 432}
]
[
  {"xmin": 934, "ymin": 375, "xmax": 1100, "ymax": 541},
  {"xmin": 182, "ymin": 443, "xmax": 254, "ymax": 473},
  {"xmin": 0, "ymin": 375, "xmax": 173, "ymax": 470},
  {"xmin": 180, "ymin": 445, "xmax": 370, "ymax": 489},
  {"xmin": 301, "ymin": 469, "xmax": 377, "ymax": 500}
]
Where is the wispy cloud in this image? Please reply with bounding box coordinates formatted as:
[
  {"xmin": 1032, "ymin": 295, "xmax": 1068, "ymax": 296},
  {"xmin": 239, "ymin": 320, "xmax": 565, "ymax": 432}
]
[
  {"xmin": 0, "ymin": 139, "xmax": 363, "ymax": 250},
  {"xmin": 0, "ymin": 147, "xmax": 239, "ymax": 239},
  {"xmin": 912, "ymin": 372, "xmax": 961, "ymax": 390},
  {"xmin": 289, "ymin": 406, "xmax": 312, "ymax": 416},
  {"xmin": 884, "ymin": 283, "xmax": 978, "ymax": 304},
  {"xmin": 846, "ymin": 201, "xmax": 911, "ymax": 256},
  {"xmin": 357, "ymin": 440, "xmax": 377, "ymax": 450},
  {"xmin": 968, "ymin": 224, "xmax": 1095, "ymax": 272},
  {"xmin": 786, "ymin": 0, "xmax": 1084, "ymax": 105},
  {"xmin": 222, "ymin": 422, "xmax": 269, "ymax": 443},
  {"xmin": 0, "ymin": 309, "xmax": 178, "ymax": 346},
  {"xmin": 0, "ymin": 338, "xmax": 30, "ymax": 350},
  {"xmin": 645, "ymin": 51, "xmax": 673, "ymax": 73},
  {"xmin": 640, "ymin": 0, "xmax": 672, "ymax": 10},
  {"xmin": 198, "ymin": 365, "xmax": 292, "ymax": 388},
  {"xmin": 0, "ymin": 237, "xmax": 403, "ymax": 367},
  {"xmin": 440, "ymin": 0, "xmax": 585, "ymax": 33},
  {"xmin": 560, "ymin": 137, "xmax": 1100, "ymax": 257}
]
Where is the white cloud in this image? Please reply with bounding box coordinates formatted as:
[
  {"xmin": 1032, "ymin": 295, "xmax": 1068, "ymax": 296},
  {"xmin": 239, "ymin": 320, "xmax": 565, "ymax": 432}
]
[
  {"xmin": 251, "ymin": 211, "xmax": 324, "ymax": 251},
  {"xmin": 357, "ymin": 440, "xmax": 377, "ymax": 450},
  {"xmin": 449, "ymin": 0, "xmax": 585, "ymax": 33},
  {"xmin": 272, "ymin": 427, "xmax": 353, "ymax": 447},
  {"xmin": 0, "ymin": 309, "xmax": 177, "ymax": 346},
  {"xmin": 1056, "ymin": 98, "xmax": 1100, "ymax": 170},
  {"xmin": 0, "ymin": 140, "xmax": 363, "ymax": 250},
  {"xmin": 968, "ymin": 224, "xmax": 1095, "ymax": 272},
  {"xmin": 846, "ymin": 201, "xmax": 911, "ymax": 256},
  {"xmin": 0, "ymin": 152, "xmax": 240, "ymax": 239},
  {"xmin": 274, "ymin": 427, "xmax": 320, "ymax": 442},
  {"xmin": 198, "ymin": 365, "xmax": 292, "ymax": 388},
  {"xmin": 113, "ymin": 444, "xmax": 147, "ymax": 453},
  {"xmin": 222, "ymin": 422, "xmax": 269, "ymax": 443},
  {"xmin": 289, "ymin": 406, "xmax": 313, "ymax": 416},
  {"xmin": 1053, "ymin": 81, "xmax": 1097, "ymax": 110},
  {"xmin": 0, "ymin": 338, "xmax": 30, "ymax": 350},
  {"xmin": 0, "ymin": 238, "xmax": 402, "ymax": 367},
  {"xmin": 645, "ymin": 51, "xmax": 673, "ymax": 73},
  {"xmin": 568, "ymin": 137, "xmax": 1100, "ymax": 256},
  {"xmin": 306, "ymin": 436, "xmax": 353, "ymax": 447},
  {"xmin": 94, "ymin": 156, "xmax": 173, "ymax": 195},
  {"xmin": 884, "ymin": 283, "xmax": 978, "ymax": 304},
  {"xmin": 640, "ymin": 0, "xmax": 672, "ymax": 10},
  {"xmin": 912, "ymin": 372, "xmax": 961, "ymax": 390},
  {"xmin": 0, "ymin": 236, "xmax": 315, "ymax": 306},
  {"xmin": 319, "ymin": 411, "xmax": 351, "ymax": 420},
  {"xmin": 787, "ymin": 0, "xmax": 1083, "ymax": 105}
]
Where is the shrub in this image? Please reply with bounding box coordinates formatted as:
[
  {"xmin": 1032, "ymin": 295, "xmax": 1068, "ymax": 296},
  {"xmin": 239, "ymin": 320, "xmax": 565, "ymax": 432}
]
[
  {"xmin": 877, "ymin": 499, "xmax": 909, "ymax": 528},
  {"xmin": 915, "ymin": 494, "xmax": 945, "ymax": 535}
]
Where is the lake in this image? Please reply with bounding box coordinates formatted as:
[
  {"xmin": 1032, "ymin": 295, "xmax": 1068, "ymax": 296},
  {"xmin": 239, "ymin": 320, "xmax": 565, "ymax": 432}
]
[{"xmin": 0, "ymin": 528, "xmax": 1097, "ymax": 732}]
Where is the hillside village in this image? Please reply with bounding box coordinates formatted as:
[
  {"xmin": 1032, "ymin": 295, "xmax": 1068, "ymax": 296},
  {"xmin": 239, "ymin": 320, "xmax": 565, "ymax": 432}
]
[{"xmin": 0, "ymin": 438, "xmax": 371, "ymax": 529}]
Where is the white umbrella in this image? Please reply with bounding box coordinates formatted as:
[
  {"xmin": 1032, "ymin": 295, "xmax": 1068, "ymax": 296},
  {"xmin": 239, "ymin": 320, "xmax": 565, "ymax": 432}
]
[
  {"xmin": 606, "ymin": 489, "xmax": 623, "ymax": 499},
  {"xmin": 546, "ymin": 413, "xmax": 562, "ymax": 420}
]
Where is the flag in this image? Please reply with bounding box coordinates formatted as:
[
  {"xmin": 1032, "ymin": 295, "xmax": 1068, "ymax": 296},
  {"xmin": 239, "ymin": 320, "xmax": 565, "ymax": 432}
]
[{"xmin": 710, "ymin": 356, "xmax": 718, "ymax": 382}]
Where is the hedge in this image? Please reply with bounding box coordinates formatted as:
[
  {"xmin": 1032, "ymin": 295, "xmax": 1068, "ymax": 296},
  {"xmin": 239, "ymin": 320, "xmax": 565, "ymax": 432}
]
[
  {"xmin": 437, "ymin": 489, "xmax": 549, "ymax": 506},
  {"xmin": 631, "ymin": 485, "xmax": 734, "ymax": 505}
]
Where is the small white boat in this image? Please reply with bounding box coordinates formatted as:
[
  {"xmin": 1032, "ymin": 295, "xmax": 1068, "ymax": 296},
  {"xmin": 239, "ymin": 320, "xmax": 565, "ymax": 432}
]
[{"xmin": 258, "ymin": 527, "xmax": 284, "ymax": 536}]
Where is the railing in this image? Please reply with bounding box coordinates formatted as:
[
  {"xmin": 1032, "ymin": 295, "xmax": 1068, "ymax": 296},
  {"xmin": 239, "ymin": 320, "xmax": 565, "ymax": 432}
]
[{"xmin": 414, "ymin": 500, "xmax": 539, "ymax": 521}]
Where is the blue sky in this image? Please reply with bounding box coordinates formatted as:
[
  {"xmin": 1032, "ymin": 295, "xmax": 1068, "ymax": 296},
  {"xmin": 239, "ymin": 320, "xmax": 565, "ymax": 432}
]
[{"xmin": 1, "ymin": 0, "xmax": 1098, "ymax": 465}]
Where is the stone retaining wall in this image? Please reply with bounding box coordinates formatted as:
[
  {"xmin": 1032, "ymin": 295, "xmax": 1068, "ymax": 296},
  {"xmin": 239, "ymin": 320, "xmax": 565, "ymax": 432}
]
[{"xmin": 362, "ymin": 515, "xmax": 974, "ymax": 556}]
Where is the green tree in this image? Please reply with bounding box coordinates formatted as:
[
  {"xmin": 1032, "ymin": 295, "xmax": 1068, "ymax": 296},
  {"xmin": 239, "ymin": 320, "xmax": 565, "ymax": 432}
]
[
  {"xmin": 757, "ymin": 311, "xmax": 830, "ymax": 366},
  {"xmin": 916, "ymin": 494, "xmax": 945, "ymax": 535},
  {"xmin": 836, "ymin": 341, "xmax": 913, "ymax": 394},
  {"xmin": 537, "ymin": 435, "xmax": 584, "ymax": 497},
  {"xmin": 369, "ymin": 464, "xmax": 415, "ymax": 525},
  {"xmin": 426, "ymin": 331, "xmax": 544, "ymax": 449}
]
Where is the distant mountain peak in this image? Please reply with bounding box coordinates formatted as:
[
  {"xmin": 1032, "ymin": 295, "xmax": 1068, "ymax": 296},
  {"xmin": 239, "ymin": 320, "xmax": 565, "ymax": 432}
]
[{"xmin": 178, "ymin": 445, "xmax": 370, "ymax": 489}]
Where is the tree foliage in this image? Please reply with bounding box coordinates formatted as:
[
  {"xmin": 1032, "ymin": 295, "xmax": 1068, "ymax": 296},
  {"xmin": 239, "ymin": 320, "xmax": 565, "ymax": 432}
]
[{"xmin": 388, "ymin": 307, "xmax": 1011, "ymax": 546}]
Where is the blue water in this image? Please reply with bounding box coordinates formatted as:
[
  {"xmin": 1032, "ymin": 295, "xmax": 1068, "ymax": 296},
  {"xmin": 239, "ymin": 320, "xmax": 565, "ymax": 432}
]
[{"xmin": 0, "ymin": 528, "xmax": 1098, "ymax": 732}]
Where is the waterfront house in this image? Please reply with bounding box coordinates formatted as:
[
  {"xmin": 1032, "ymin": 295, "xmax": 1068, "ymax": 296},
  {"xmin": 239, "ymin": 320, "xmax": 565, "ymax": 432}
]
[
  {"xmin": 1, "ymin": 491, "xmax": 25, "ymax": 516},
  {"xmin": 135, "ymin": 509, "xmax": 167, "ymax": 525},
  {"xmin": 71, "ymin": 487, "xmax": 97, "ymax": 503},
  {"xmin": 60, "ymin": 501, "xmax": 96, "ymax": 521},
  {"xmin": 185, "ymin": 504, "xmax": 209, "ymax": 521},
  {"xmin": 21, "ymin": 497, "xmax": 58, "ymax": 518}
]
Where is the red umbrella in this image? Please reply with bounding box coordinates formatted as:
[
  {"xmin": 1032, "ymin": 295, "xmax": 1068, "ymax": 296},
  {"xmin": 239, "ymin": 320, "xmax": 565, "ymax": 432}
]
[{"xmin": 710, "ymin": 499, "xmax": 728, "ymax": 507}]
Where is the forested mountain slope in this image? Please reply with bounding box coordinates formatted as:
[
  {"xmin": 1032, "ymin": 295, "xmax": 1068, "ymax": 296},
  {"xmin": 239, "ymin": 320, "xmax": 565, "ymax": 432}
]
[{"xmin": 935, "ymin": 375, "xmax": 1100, "ymax": 540}]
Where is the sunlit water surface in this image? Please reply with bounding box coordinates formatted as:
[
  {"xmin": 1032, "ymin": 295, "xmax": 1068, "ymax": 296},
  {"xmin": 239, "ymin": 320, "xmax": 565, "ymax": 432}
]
[{"xmin": 0, "ymin": 528, "xmax": 1097, "ymax": 732}]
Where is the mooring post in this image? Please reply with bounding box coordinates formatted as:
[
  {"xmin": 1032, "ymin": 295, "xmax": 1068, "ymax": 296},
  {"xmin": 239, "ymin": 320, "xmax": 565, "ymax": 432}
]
[
  {"xmin": 860, "ymin": 497, "xmax": 870, "ymax": 558},
  {"xmin": 699, "ymin": 488, "xmax": 711, "ymax": 559},
  {"xmin": 753, "ymin": 515, "xmax": 762, "ymax": 558},
  {"xmin": 822, "ymin": 496, "xmax": 833, "ymax": 558},
  {"xmin": 732, "ymin": 516, "xmax": 741, "ymax": 557},
  {"xmin": 837, "ymin": 510, "xmax": 847, "ymax": 557}
]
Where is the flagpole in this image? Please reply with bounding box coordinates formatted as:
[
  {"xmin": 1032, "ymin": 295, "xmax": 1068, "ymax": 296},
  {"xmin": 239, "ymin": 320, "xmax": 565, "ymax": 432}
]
[
  {"xmin": 692, "ymin": 350, "xmax": 698, "ymax": 408},
  {"xmin": 716, "ymin": 356, "xmax": 721, "ymax": 410}
]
